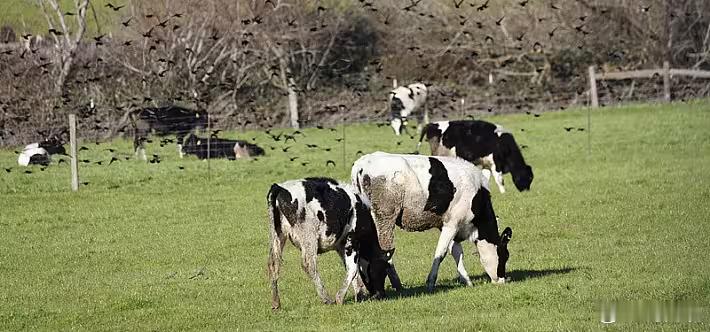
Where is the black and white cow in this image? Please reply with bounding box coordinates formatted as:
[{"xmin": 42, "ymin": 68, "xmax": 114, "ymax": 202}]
[
  {"xmin": 352, "ymin": 152, "xmax": 513, "ymax": 292},
  {"xmin": 130, "ymin": 105, "xmax": 208, "ymax": 160},
  {"xmin": 267, "ymin": 177, "xmax": 396, "ymax": 309},
  {"xmin": 389, "ymin": 83, "xmax": 428, "ymax": 136},
  {"xmin": 181, "ymin": 134, "xmax": 265, "ymax": 160},
  {"xmin": 17, "ymin": 135, "xmax": 66, "ymax": 166},
  {"xmin": 418, "ymin": 120, "xmax": 533, "ymax": 193}
]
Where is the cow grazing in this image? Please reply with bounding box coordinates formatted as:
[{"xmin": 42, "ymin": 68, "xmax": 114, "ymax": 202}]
[
  {"xmin": 182, "ymin": 134, "xmax": 265, "ymax": 160},
  {"xmin": 130, "ymin": 105, "xmax": 208, "ymax": 161},
  {"xmin": 419, "ymin": 120, "xmax": 533, "ymax": 193},
  {"xmin": 389, "ymin": 83, "xmax": 428, "ymax": 136},
  {"xmin": 352, "ymin": 152, "xmax": 513, "ymax": 292},
  {"xmin": 267, "ymin": 177, "xmax": 394, "ymax": 309},
  {"xmin": 17, "ymin": 136, "xmax": 66, "ymax": 167}
]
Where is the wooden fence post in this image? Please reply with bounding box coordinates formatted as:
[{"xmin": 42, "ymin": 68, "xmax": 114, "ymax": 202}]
[
  {"xmin": 588, "ymin": 66, "xmax": 599, "ymax": 108},
  {"xmin": 207, "ymin": 113, "xmax": 211, "ymax": 182},
  {"xmin": 69, "ymin": 114, "xmax": 79, "ymax": 192},
  {"xmin": 663, "ymin": 61, "xmax": 671, "ymax": 102}
]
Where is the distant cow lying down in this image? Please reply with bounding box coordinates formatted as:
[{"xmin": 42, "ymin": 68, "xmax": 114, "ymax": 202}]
[
  {"xmin": 181, "ymin": 134, "xmax": 265, "ymax": 160},
  {"xmin": 419, "ymin": 120, "xmax": 533, "ymax": 193},
  {"xmin": 17, "ymin": 135, "xmax": 66, "ymax": 166},
  {"xmin": 267, "ymin": 177, "xmax": 394, "ymax": 309}
]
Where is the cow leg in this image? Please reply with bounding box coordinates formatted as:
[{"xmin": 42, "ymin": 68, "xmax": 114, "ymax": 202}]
[
  {"xmin": 416, "ymin": 109, "xmax": 427, "ymax": 136},
  {"xmin": 176, "ymin": 134, "xmax": 185, "ymax": 158},
  {"xmin": 300, "ymin": 243, "xmax": 333, "ymax": 305},
  {"xmin": 134, "ymin": 136, "xmax": 148, "ymax": 162},
  {"xmin": 490, "ymin": 162, "xmax": 506, "ymax": 193},
  {"xmin": 268, "ymin": 231, "xmax": 287, "ymax": 310},
  {"xmin": 335, "ymin": 234, "xmax": 361, "ymax": 304},
  {"xmin": 385, "ymin": 253, "xmax": 403, "ymax": 292},
  {"xmin": 426, "ymin": 226, "xmax": 458, "ymax": 292},
  {"xmin": 449, "ymin": 241, "xmax": 472, "ymax": 286}
]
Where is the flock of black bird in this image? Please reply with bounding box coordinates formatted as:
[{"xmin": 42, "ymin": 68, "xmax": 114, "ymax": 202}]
[{"xmin": 0, "ymin": 0, "xmax": 681, "ymax": 180}]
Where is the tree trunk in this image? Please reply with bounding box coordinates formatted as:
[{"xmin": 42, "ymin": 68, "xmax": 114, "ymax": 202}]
[{"xmin": 287, "ymin": 77, "xmax": 299, "ymax": 129}]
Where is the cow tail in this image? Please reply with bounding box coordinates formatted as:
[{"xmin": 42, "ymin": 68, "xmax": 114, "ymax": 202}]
[
  {"xmin": 267, "ymin": 184, "xmax": 284, "ymax": 263},
  {"xmin": 416, "ymin": 123, "xmax": 431, "ymax": 153},
  {"xmin": 267, "ymin": 184, "xmax": 284, "ymax": 309}
]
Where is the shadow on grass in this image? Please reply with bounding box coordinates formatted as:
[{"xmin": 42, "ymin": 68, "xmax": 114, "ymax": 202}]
[{"xmin": 384, "ymin": 267, "xmax": 577, "ymax": 300}]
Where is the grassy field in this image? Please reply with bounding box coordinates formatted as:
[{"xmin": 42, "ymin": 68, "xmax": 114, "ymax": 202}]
[
  {"xmin": 0, "ymin": 0, "xmax": 115, "ymax": 36},
  {"xmin": 1, "ymin": 102, "xmax": 710, "ymax": 330}
]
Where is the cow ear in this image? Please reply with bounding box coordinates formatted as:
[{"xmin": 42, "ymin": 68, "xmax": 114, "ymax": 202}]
[{"xmin": 501, "ymin": 227, "xmax": 512, "ymax": 244}]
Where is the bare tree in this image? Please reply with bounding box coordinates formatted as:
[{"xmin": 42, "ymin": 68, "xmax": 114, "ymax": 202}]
[{"xmin": 38, "ymin": 0, "xmax": 91, "ymax": 94}]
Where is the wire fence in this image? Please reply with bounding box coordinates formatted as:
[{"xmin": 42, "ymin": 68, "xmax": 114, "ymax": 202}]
[{"xmin": 2, "ymin": 74, "xmax": 710, "ymax": 194}]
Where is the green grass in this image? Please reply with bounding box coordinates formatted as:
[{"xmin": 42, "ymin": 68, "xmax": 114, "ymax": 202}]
[
  {"xmin": 1, "ymin": 102, "xmax": 710, "ymax": 330},
  {"xmin": 0, "ymin": 0, "xmax": 115, "ymax": 36}
]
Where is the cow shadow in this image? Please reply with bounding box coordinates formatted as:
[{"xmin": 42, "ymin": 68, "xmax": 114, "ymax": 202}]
[{"xmin": 384, "ymin": 267, "xmax": 577, "ymax": 300}]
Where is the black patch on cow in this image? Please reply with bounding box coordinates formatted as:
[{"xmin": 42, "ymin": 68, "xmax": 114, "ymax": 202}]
[
  {"xmin": 39, "ymin": 137, "xmax": 66, "ymax": 155},
  {"xmin": 424, "ymin": 157, "xmax": 455, "ymax": 215},
  {"xmin": 317, "ymin": 210, "xmax": 325, "ymax": 222},
  {"xmin": 352, "ymin": 197, "xmax": 388, "ymax": 299},
  {"xmin": 28, "ymin": 153, "xmax": 50, "ymax": 166},
  {"xmin": 390, "ymin": 97, "xmax": 404, "ymax": 118},
  {"xmin": 182, "ymin": 134, "xmax": 245, "ymax": 160},
  {"xmin": 302, "ymin": 178, "xmax": 351, "ymax": 237},
  {"xmin": 440, "ymin": 120, "xmax": 499, "ymax": 162},
  {"xmin": 394, "ymin": 208, "xmax": 404, "ymax": 228},
  {"xmin": 304, "ymin": 177, "xmax": 338, "ymax": 185},
  {"xmin": 470, "ymin": 187, "xmax": 500, "ymax": 244},
  {"xmin": 419, "ymin": 123, "xmax": 443, "ymax": 147},
  {"xmin": 497, "ymin": 133, "xmax": 533, "ymax": 191},
  {"xmin": 268, "ymin": 184, "xmax": 294, "ymax": 233},
  {"xmin": 497, "ymin": 227, "xmax": 512, "ymax": 279}
]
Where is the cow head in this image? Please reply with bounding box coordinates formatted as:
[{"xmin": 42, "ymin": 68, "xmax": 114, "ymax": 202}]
[
  {"xmin": 39, "ymin": 135, "xmax": 66, "ymax": 155},
  {"xmin": 390, "ymin": 118, "xmax": 405, "ymax": 136},
  {"xmin": 477, "ymin": 227, "xmax": 512, "ymax": 284},
  {"xmin": 512, "ymin": 165, "xmax": 534, "ymax": 191},
  {"xmin": 353, "ymin": 196, "xmax": 389, "ymax": 299},
  {"xmin": 357, "ymin": 253, "xmax": 389, "ymax": 300}
]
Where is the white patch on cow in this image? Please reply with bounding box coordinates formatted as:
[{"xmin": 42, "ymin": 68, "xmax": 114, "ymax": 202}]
[
  {"xmin": 435, "ymin": 121, "xmax": 450, "ymax": 134},
  {"xmin": 390, "ymin": 118, "xmax": 403, "ymax": 136},
  {"xmin": 17, "ymin": 146, "xmax": 48, "ymax": 166},
  {"xmin": 477, "ymin": 239, "xmax": 500, "ymax": 282},
  {"xmin": 390, "ymin": 83, "xmax": 428, "ymax": 119},
  {"xmin": 480, "ymin": 154, "xmax": 505, "ymax": 193},
  {"xmin": 135, "ymin": 147, "xmax": 147, "ymax": 161},
  {"xmin": 450, "ymin": 241, "xmax": 472, "ymax": 286},
  {"xmin": 494, "ymin": 124, "xmax": 508, "ymax": 137}
]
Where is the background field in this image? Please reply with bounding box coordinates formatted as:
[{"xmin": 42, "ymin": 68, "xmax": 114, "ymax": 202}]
[{"xmin": 1, "ymin": 102, "xmax": 710, "ymax": 330}]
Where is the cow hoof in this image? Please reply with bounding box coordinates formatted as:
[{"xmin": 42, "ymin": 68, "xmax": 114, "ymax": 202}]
[
  {"xmin": 322, "ymin": 298, "xmax": 335, "ymax": 305},
  {"xmin": 355, "ymin": 291, "xmax": 368, "ymax": 302}
]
